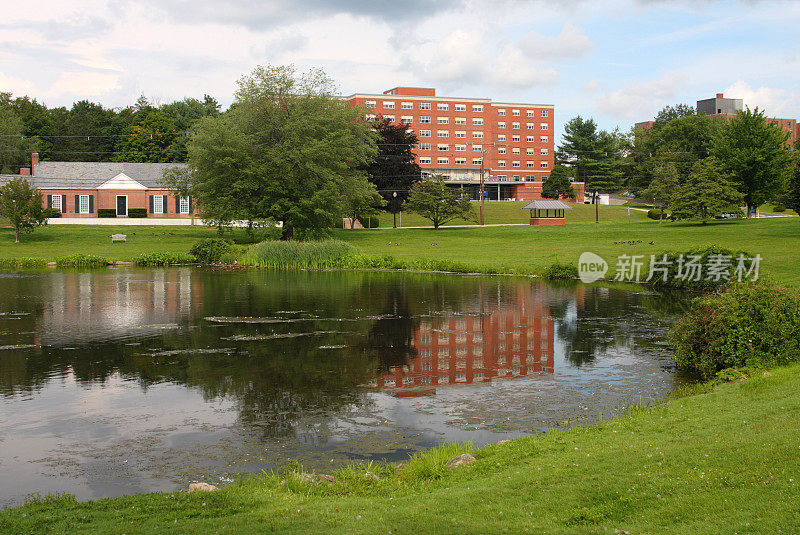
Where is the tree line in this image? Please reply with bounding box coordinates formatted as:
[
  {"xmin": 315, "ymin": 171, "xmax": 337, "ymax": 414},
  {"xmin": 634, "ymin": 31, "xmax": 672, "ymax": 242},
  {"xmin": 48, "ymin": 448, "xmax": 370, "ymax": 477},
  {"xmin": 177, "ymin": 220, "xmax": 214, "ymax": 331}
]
[{"xmin": 552, "ymin": 106, "xmax": 800, "ymax": 220}]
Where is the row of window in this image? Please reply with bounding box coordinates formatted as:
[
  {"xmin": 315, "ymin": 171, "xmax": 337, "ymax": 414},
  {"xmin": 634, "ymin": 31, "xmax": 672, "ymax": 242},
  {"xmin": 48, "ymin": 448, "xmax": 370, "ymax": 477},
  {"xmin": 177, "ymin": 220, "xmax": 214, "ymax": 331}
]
[
  {"xmin": 498, "ymin": 135, "xmax": 549, "ymax": 143},
  {"xmin": 48, "ymin": 194, "xmax": 190, "ymax": 214},
  {"xmin": 367, "ymin": 115, "xmax": 549, "ymax": 131},
  {"xmin": 365, "ymin": 101, "xmax": 550, "ymax": 118},
  {"xmin": 418, "ymin": 157, "xmax": 548, "ymax": 168},
  {"xmin": 418, "ymin": 143, "xmax": 549, "ymax": 156},
  {"xmin": 497, "ymin": 122, "xmax": 548, "ymax": 130},
  {"xmin": 413, "ymin": 130, "xmax": 549, "ymax": 145}
]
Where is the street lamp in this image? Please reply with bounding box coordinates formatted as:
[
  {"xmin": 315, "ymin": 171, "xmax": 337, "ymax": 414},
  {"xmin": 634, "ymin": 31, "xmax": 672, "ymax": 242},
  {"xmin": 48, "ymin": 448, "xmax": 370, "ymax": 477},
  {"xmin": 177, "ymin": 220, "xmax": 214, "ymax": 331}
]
[
  {"xmin": 594, "ymin": 189, "xmax": 599, "ymax": 224},
  {"xmin": 392, "ymin": 191, "xmax": 397, "ymax": 228}
]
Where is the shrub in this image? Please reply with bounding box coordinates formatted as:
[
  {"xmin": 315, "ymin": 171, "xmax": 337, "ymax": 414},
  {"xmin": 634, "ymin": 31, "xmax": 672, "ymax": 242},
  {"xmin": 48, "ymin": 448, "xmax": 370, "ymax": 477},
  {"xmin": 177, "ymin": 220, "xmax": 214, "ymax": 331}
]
[
  {"xmin": 647, "ymin": 209, "xmax": 663, "ymax": 220},
  {"xmin": 670, "ymin": 280, "xmax": 800, "ymax": 379},
  {"xmin": 645, "ymin": 245, "xmax": 751, "ymax": 291},
  {"xmin": 97, "ymin": 209, "xmax": 116, "ymax": 218},
  {"xmin": 541, "ymin": 261, "xmax": 578, "ymax": 280},
  {"xmin": 773, "ymin": 204, "xmax": 786, "ymax": 213},
  {"xmin": 54, "ymin": 254, "xmax": 109, "ymax": 267},
  {"xmin": 189, "ymin": 238, "xmax": 233, "ymax": 263},
  {"xmin": 127, "ymin": 208, "xmax": 147, "ymax": 218},
  {"xmin": 134, "ymin": 252, "xmax": 196, "ymax": 266},
  {"xmin": 0, "ymin": 257, "xmax": 47, "ymax": 268},
  {"xmin": 242, "ymin": 240, "xmax": 359, "ymax": 269},
  {"xmin": 358, "ymin": 216, "xmax": 380, "ymax": 229},
  {"xmin": 43, "ymin": 207, "xmax": 61, "ymax": 218}
]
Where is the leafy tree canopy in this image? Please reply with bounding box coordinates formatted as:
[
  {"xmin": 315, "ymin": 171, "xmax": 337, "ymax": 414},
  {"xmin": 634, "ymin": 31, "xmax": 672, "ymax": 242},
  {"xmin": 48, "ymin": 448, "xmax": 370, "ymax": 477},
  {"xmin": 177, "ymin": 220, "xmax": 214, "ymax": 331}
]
[
  {"xmin": 0, "ymin": 177, "xmax": 47, "ymax": 242},
  {"xmin": 541, "ymin": 165, "xmax": 576, "ymax": 200},
  {"xmin": 642, "ymin": 163, "xmax": 680, "ymax": 223},
  {"xmin": 364, "ymin": 118, "xmax": 421, "ymax": 206},
  {"xmin": 404, "ymin": 175, "xmax": 476, "ymax": 229},
  {"xmin": 671, "ymin": 158, "xmax": 744, "ymax": 224}
]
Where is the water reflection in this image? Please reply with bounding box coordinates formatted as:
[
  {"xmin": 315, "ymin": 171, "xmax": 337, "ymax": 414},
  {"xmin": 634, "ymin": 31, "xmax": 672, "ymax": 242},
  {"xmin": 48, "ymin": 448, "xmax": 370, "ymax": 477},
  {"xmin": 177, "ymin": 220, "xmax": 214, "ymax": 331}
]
[{"xmin": 0, "ymin": 268, "xmax": 685, "ymax": 507}]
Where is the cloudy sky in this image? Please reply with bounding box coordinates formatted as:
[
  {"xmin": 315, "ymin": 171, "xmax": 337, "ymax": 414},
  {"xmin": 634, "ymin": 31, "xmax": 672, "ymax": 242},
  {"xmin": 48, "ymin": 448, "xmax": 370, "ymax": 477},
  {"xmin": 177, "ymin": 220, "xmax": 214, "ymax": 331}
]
[{"xmin": 2, "ymin": 0, "xmax": 799, "ymax": 137}]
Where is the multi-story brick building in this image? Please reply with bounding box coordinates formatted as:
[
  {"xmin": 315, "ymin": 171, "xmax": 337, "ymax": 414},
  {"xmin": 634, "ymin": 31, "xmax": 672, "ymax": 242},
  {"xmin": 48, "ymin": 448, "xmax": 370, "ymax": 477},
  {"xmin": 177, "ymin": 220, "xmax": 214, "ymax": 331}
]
[{"xmin": 342, "ymin": 87, "xmax": 584, "ymax": 202}]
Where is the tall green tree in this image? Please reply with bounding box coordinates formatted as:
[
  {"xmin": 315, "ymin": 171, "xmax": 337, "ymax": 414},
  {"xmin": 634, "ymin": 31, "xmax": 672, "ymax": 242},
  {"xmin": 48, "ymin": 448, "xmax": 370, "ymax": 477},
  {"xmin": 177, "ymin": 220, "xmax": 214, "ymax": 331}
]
[
  {"xmin": 642, "ymin": 163, "xmax": 680, "ymax": 223},
  {"xmin": 0, "ymin": 177, "xmax": 47, "ymax": 243},
  {"xmin": 115, "ymin": 108, "xmax": 179, "ymax": 162},
  {"xmin": 0, "ymin": 95, "xmax": 39, "ymax": 173},
  {"xmin": 713, "ymin": 107, "xmax": 793, "ymax": 216},
  {"xmin": 653, "ymin": 103, "xmax": 695, "ymax": 126},
  {"xmin": 541, "ymin": 164, "xmax": 576, "ymax": 200},
  {"xmin": 363, "ymin": 118, "xmax": 421, "ymax": 205},
  {"xmin": 557, "ymin": 117, "xmax": 623, "ymax": 201},
  {"xmin": 404, "ymin": 175, "xmax": 476, "ymax": 229},
  {"xmin": 176, "ymin": 65, "xmax": 379, "ymax": 239},
  {"xmin": 787, "ymin": 152, "xmax": 800, "ymax": 214},
  {"xmin": 671, "ymin": 158, "xmax": 744, "ymax": 224}
]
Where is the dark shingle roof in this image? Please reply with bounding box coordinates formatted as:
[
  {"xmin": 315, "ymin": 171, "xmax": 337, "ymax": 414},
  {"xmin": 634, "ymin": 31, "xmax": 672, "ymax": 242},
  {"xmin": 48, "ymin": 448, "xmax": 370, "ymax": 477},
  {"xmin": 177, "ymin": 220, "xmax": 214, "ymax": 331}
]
[
  {"xmin": 522, "ymin": 199, "xmax": 574, "ymax": 210},
  {"xmin": 0, "ymin": 161, "xmax": 186, "ymax": 189}
]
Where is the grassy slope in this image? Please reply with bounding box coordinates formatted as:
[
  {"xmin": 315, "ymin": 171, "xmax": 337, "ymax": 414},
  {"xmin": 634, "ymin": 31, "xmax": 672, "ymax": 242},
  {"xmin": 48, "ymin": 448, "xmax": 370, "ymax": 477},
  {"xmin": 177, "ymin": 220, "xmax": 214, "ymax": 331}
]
[
  {"xmin": 337, "ymin": 214, "xmax": 800, "ymax": 286},
  {"xmin": 3, "ymin": 364, "xmax": 799, "ymax": 533}
]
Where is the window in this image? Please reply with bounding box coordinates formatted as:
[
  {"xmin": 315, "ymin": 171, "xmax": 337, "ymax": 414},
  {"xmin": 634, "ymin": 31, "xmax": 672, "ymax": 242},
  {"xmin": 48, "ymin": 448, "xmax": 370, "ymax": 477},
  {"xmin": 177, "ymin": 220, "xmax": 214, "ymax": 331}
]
[
  {"xmin": 526, "ymin": 123, "xmax": 535, "ymax": 129},
  {"xmin": 540, "ymin": 148, "xmax": 548, "ymax": 155},
  {"xmin": 512, "ymin": 135, "xmax": 520, "ymax": 142},
  {"xmin": 454, "ymin": 103, "xmax": 466, "ymax": 111},
  {"xmin": 526, "ymin": 136, "xmax": 534, "ymax": 142},
  {"xmin": 472, "ymin": 105, "xmax": 483, "ymax": 112},
  {"xmin": 512, "ymin": 109, "xmax": 520, "ymax": 116},
  {"xmin": 525, "ymin": 176, "xmax": 533, "ymax": 182},
  {"xmin": 437, "ymin": 103, "xmax": 449, "ymax": 110},
  {"xmin": 512, "ymin": 122, "xmax": 520, "ymax": 129},
  {"xmin": 526, "ymin": 161, "xmax": 535, "ymax": 168},
  {"xmin": 472, "ymin": 118, "xmax": 483, "ymax": 125},
  {"xmin": 455, "ymin": 117, "xmax": 466, "ymax": 125},
  {"xmin": 51, "ymin": 194, "xmax": 63, "ymax": 213},
  {"xmin": 153, "ymin": 194, "xmax": 163, "ymax": 214},
  {"xmin": 383, "ymin": 101, "xmax": 395, "ymax": 109},
  {"xmin": 401, "ymin": 116, "xmax": 413, "ymax": 123},
  {"xmin": 437, "ymin": 130, "xmax": 449, "ymax": 137},
  {"xmin": 437, "ymin": 117, "xmax": 449, "ymax": 124},
  {"xmin": 498, "ymin": 109, "xmax": 506, "ymax": 116},
  {"xmin": 512, "ymin": 175, "xmax": 520, "ymax": 181},
  {"xmin": 79, "ymin": 195, "xmax": 89, "ymax": 214},
  {"xmin": 455, "ymin": 144, "xmax": 466, "ymax": 151},
  {"xmin": 384, "ymin": 115, "xmax": 395, "ymax": 122},
  {"xmin": 437, "ymin": 157, "xmax": 449, "ymax": 164},
  {"xmin": 401, "ymin": 102, "xmax": 413, "ymax": 109},
  {"xmin": 512, "ymin": 161, "xmax": 520, "ymax": 167},
  {"xmin": 437, "ymin": 144, "xmax": 449, "ymax": 151},
  {"xmin": 498, "ymin": 147, "xmax": 506, "ymax": 154},
  {"xmin": 498, "ymin": 122, "xmax": 506, "ymax": 129},
  {"xmin": 541, "ymin": 161, "xmax": 549, "ymax": 168},
  {"xmin": 419, "ymin": 156, "xmax": 432, "ymax": 164},
  {"xmin": 498, "ymin": 160, "xmax": 506, "ymax": 167},
  {"xmin": 420, "ymin": 116, "xmax": 431, "ymax": 123},
  {"xmin": 527, "ymin": 110, "xmax": 535, "ymax": 117},
  {"xmin": 540, "ymin": 123, "xmax": 549, "ymax": 130},
  {"xmin": 420, "ymin": 102, "xmax": 431, "ymax": 110},
  {"xmin": 497, "ymin": 175, "xmax": 507, "ymax": 180},
  {"xmin": 455, "ymin": 131, "xmax": 466, "ymax": 138},
  {"xmin": 472, "ymin": 158, "xmax": 482, "ymax": 165},
  {"xmin": 540, "ymin": 136, "xmax": 549, "ymax": 143},
  {"xmin": 473, "ymin": 131, "xmax": 483, "ymax": 138},
  {"xmin": 180, "ymin": 196, "xmax": 190, "ymax": 214},
  {"xmin": 419, "ymin": 129, "xmax": 431, "ymax": 137},
  {"xmin": 541, "ymin": 109, "xmax": 549, "ymax": 117},
  {"xmin": 419, "ymin": 142, "xmax": 431, "ymax": 150},
  {"xmin": 498, "ymin": 134, "xmax": 506, "ymax": 141},
  {"xmin": 512, "ymin": 148, "xmax": 520, "ymax": 154},
  {"xmin": 455, "ymin": 157, "xmax": 466, "ymax": 164},
  {"xmin": 365, "ymin": 100, "xmax": 376, "ymax": 108},
  {"xmin": 472, "ymin": 144, "xmax": 482, "ymax": 151},
  {"xmin": 527, "ymin": 148, "xmax": 535, "ymax": 154},
  {"xmin": 365, "ymin": 114, "xmax": 376, "ymax": 121}
]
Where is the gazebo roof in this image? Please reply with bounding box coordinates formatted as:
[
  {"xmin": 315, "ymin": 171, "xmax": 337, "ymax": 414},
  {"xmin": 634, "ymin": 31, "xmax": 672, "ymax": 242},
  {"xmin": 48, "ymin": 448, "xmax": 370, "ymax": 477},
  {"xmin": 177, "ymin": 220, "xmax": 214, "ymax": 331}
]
[{"xmin": 521, "ymin": 199, "xmax": 574, "ymax": 210}]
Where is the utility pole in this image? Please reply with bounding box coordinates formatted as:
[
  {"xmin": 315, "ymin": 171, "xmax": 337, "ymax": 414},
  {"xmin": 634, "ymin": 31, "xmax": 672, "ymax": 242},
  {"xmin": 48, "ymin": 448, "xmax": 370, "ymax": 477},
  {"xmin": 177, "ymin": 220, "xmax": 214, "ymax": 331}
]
[{"xmin": 479, "ymin": 148, "xmax": 486, "ymax": 225}]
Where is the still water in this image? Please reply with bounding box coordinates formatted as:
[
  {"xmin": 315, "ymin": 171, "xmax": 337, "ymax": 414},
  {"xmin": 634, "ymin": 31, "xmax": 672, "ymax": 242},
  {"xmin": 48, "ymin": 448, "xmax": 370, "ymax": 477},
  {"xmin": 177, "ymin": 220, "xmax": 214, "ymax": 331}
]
[{"xmin": 0, "ymin": 268, "xmax": 686, "ymax": 507}]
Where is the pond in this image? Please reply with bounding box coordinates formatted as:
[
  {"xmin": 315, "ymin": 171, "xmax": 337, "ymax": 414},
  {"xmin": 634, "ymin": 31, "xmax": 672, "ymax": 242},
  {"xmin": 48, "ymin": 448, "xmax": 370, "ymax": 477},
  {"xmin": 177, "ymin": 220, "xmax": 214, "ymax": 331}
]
[{"xmin": 0, "ymin": 268, "xmax": 687, "ymax": 507}]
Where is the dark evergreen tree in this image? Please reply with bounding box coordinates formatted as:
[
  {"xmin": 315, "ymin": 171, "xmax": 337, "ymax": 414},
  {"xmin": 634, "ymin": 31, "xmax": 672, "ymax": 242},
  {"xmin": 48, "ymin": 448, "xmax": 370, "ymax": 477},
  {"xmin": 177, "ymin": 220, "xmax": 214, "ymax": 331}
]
[
  {"xmin": 364, "ymin": 118, "xmax": 421, "ymax": 206},
  {"xmin": 541, "ymin": 164, "xmax": 576, "ymax": 200}
]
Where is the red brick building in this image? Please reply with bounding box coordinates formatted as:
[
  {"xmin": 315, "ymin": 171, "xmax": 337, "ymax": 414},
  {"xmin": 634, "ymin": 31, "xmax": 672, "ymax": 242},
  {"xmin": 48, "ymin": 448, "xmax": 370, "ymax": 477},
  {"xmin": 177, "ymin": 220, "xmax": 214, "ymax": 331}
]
[
  {"xmin": 0, "ymin": 154, "xmax": 198, "ymax": 218},
  {"xmin": 342, "ymin": 87, "xmax": 585, "ymax": 202}
]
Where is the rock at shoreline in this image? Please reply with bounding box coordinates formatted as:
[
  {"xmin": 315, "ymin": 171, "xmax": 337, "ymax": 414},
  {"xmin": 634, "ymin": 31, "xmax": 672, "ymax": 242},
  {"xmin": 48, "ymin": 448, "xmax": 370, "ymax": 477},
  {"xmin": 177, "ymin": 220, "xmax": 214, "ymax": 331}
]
[
  {"xmin": 446, "ymin": 453, "xmax": 477, "ymax": 470},
  {"xmin": 188, "ymin": 482, "xmax": 219, "ymax": 493}
]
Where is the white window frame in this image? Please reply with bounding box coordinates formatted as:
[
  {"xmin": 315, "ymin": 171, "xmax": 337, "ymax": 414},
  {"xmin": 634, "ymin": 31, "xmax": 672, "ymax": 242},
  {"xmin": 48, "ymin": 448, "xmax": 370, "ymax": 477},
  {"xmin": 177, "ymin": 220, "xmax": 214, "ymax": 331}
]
[
  {"xmin": 384, "ymin": 115, "xmax": 395, "ymax": 122},
  {"xmin": 454, "ymin": 117, "xmax": 466, "ymax": 125},
  {"xmin": 512, "ymin": 122, "xmax": 520, "ymax": 129},
  {"xmin": 498, "ymin": 109, "xmax": 506, "ymax": 116},
  {"xmin": 455, "ymin": 157, "xmax": 467, "ymax": 164},
  {"xmin": 419, "ymin": 129, "xmax": 431, "ymax": 137},
  {"xmin": 153, "ymin": 194, "xmax": 164, "ymax": 214},
  {"xmin": 527, "ymin": 148, "xmax": 535, "ymax": 154},
  {"xmin": 472, "ymin": 131, "xmax": 483, "ymax": 138},
  {"xmin": 437, "ymin": 157, "xmax": 449, "ymax": 164},
  {"xmin": 541, "ymin": 109, "xmax": 549, "ymax": 117},
  {"xmin": 420, "ymin": 102, "xmax": 431, "ymax": 110},
  {"xmin": 437, "ymin": 130, "xmax": 449, "ymax": 137},
  {"xmin": 526, "ymin": 162, "xmax": 535, "ymax": 168},
  {"xmin": 51, "ymin": 194, "xmax": 63, "ymax": 213},
  {"xmin": 454, "ymin": 104, "xmax": 466, "ymax": 111},
  {"xmin": 401, "ymin": 102, "xmax": 413, "ymax": 109},
  {"xmin": 512, "ymin": 148, "xmax": 520, "ymax": 154},
  {"xmin": 79, "ymin": 194, "xmax": 89, "ymax": 214},
  {"xmin": 180, "ymin": 196, "xmax": 190, "ymax": 214},
  {"xmin": 512, "ymin": 109, "xmax": 520, "ymax": 116},
  {"xmin": 498, "ymin": 147, "xmax": 506, "ymax": 154},
  {"xmin": 419, "ymin": 157, "xmax": 432, "ymax": 164},
  {"xmin": 472, "ymin": 158, "xmax": 482, "ymax": 165},
  {"xmin": 512, "ymin": 161, "xmax": 521, "ymax": 167},
  {"xmin": 455, "ymin": 144, "xmax": 466, "ymax": 151},
  {"xmin": 472, "ymin": 118, "xmax": 483, "ymax": 125},
  {"xmin": 400, "ymin": 116, "xmax": 413, "ymax": 123},
  {"xmin": 437, "ymin": 117, "xmax": 449, "ymax": 124},
  {"xmin": 454, "ymin": 131, "xmax": 466, "ymax": 138},
  {"xmin": 472, "ymin": 105, "xmax": 483, "ymax": 112},
  {"xmin": 498, "ymin": 122, "xmax": 506, "ymax": 129},
  {"xmin": 540, "ymin": 123, "xmax": 549, "ymax": 130},
  {"xmin": 527, "ymin": 110, "xmax": 535, "ymax": 117},
  {"xmin": 540, "ymin": 136, "xmax": 549, "ymax": 143},
  {"xmin": 498, "ymin": 161, "xmax": 506, "ymax": 167},
  {"xmin": 498, "ymin": 134, "xmax": 506, "ymax": 141},
  {"xmin": 526, "ymin": 123, "xmax": 535, "ymax": 129},
  {"xmin": 419, "ymin": 142, "xmax": 432, "ymax": 150},
  {"xmin": 365, "ymin": 100, "xmax": 376, "ymax": 109},
  {"xmin": 437, "ymin": 103, "xmax": 449, "ymax": 110},
  {"xmin": 540, "ymin": 148, "xmax": 549, "ymax": 155},
  {"xmin": 383, "ymin": 101, "xmax": 395, "ymax": 109},
  {"xmin": 115, "ymin": 195, "xmax": 128, "ymax": 217},
  {"xmin": 540, "ymin": 162, "xmax": 549, "ymax": 168},
  {"xmin": 437, "ymin": 144, "xmax": 449, "ymax": 151},
  {"xmin": 512, "ymin": 135, "xmax": 521, "ymax": 142}
]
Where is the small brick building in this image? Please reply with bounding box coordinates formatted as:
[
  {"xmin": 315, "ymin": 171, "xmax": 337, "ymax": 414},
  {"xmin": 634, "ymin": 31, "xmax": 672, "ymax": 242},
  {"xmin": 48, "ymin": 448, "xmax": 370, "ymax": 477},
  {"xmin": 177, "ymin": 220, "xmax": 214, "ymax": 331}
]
[{"xmin": 0, "ymin": 154, "xmax": 198, "ymax": 218}]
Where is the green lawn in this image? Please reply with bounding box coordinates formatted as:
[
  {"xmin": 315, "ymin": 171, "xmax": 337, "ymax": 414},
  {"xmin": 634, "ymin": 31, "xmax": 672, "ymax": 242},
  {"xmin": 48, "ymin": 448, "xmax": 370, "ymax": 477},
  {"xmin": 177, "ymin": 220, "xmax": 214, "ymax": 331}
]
[
  {"xmin": 3, "ymin": 363, "xmax": 799, "ymax": 533},
  {"xmin": 337, "ymin": 215, "xmax": 800, "ymax": 286}
]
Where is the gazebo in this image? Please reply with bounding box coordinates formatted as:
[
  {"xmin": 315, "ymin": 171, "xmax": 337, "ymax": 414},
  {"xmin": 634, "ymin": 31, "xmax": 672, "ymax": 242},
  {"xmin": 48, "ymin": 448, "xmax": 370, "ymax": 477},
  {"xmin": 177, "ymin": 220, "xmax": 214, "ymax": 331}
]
[{"xmin": 522, "ymin": 199, "xmax": 573, "ymax": 225}]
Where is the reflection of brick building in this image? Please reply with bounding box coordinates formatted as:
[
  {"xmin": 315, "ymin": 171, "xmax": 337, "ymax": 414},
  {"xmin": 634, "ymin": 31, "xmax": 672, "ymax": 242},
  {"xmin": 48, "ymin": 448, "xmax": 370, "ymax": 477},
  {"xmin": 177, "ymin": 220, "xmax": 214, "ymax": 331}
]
[{"xmin": 369, "ymin": 288, "xmax": 555, "ymax": 396}]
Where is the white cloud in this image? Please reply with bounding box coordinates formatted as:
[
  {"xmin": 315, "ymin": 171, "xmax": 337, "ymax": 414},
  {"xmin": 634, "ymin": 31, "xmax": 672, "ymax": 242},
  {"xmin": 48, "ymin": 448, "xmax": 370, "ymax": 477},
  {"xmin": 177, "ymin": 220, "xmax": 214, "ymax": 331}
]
[
  {"xmin": 583, "ymin": 79, "xmax": 601, "ymax": 92},
  {"xmin": 493, "ymin": 45, "xmax": 560, "ymax": 88},
  {"xmin": 518, "ymin": 23, "xmax": 595, "ymax": 59},
  {"xmin": 723, "ymin": 80, "xmax": 799, "ymax": 119},
  {"xmin": 0, "ymin": 72, "xmax": 38, "ymax": 95},
  {"xmin": 597, "ymin": 71, "xmax": 686, "ymax": 121},
  {"xmin": 49, "ymin": 71, "xmax": 121, "ymax": 97}
]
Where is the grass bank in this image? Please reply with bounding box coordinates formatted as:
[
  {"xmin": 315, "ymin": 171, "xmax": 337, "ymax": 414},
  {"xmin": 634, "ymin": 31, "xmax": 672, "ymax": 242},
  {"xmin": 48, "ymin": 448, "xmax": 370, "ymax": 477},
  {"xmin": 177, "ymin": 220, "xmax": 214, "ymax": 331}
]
[{"xmin": 3, "ymin": 363, "xmax": 799, "ymax": 533}]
